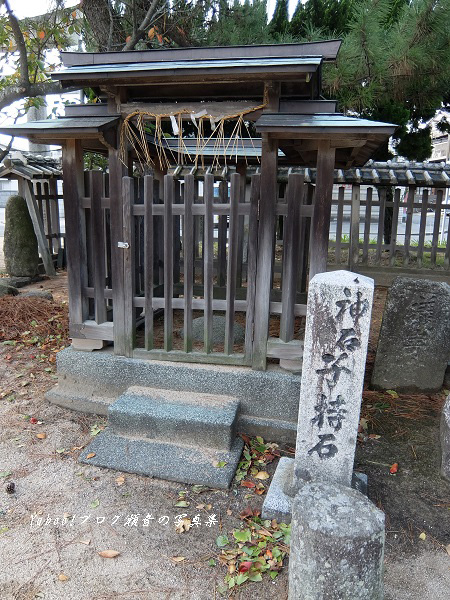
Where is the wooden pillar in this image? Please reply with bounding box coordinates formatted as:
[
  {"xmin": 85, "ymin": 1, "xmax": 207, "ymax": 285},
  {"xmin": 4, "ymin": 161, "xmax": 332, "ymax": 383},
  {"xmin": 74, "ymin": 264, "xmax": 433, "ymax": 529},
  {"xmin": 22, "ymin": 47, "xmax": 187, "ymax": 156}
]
[
  {"xmin": 252, "ymin": 82, "xmax": 280, "ymax": 370},
  {"xmin": 108, "ymin": 142, "xmax": 129, "ymax": 356},
  {"xmin": 61, "ymin": 139, "xmax": 88, "ymax": 327},
  {"xmin": 309, "ymin": 139, "xmax": 336, "ymax": 279}
]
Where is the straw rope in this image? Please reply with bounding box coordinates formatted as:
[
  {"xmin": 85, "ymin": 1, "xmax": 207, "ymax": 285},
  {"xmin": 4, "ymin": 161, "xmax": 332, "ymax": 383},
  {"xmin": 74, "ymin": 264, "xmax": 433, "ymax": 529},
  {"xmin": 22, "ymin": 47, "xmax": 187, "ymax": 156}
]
[{"xmin": 119, "ymin": 97, "xmax": 267, "ymax": 170}]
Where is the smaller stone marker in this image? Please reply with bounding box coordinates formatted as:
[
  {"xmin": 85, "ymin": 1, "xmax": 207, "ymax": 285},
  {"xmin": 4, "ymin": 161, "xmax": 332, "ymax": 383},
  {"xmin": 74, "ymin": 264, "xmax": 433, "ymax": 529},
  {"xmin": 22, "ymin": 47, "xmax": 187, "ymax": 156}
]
[
  {"xmin": 441, "ymin": 393, "xmax": 450, "ymax": 482},
  {"xmin": 289, "ymin": 480, "xmax": 385, "ymax": 600},
  {"xmin": 3, "ymin": 195, "xmax": 39, "ymax": 277},
  {"xmin": 294, "ymin": 270, "xmax": 374, "ymax": 488},
  {"xmin": 372, "ymin": 277, "xmax": 450, "ymax": 392}
]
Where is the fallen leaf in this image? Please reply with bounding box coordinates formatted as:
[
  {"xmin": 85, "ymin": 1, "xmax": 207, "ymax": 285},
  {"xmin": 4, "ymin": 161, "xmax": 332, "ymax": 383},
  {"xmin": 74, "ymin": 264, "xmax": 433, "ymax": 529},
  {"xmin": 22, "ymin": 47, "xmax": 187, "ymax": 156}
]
[
  {"xmin": 419, "ymin": 532, "xmax": 426, "ymax": 541},
  {"xmin": 29, "ymin": 417, "xmax": 38, "ymax": 424},
  {"xmin": 36, "ymin": 433, "xmax": 47, "ymax": 440},
  {"xmin": 255, "ymin": 471, "xmax": 270, "ymax": 480},
  {"xmin": 115, "ymin": 476, "xmax": 125, "ymax": 486},
  {"xmin": 170, "ymin": 556, "xmax": 186, "ymax": 563},
  {"xmin": 90, "ymin": 499, "xmax": 100, "ymax": 508},
  {"xmin": 196, "ymin": 503, "xmax": 205, "ymax": 509},
  {"xmin": 212, "ymin": 460, "xmax": 227, "ymax": 468},
  {"xmin": 241, "ymin": 481, "xmax": 256, "ymax": 488},
  {"xmin": 175, "ymin": 518, "xmax": 191, "ymax": 533},
  {"xmin": 368, "ymin": 434, "xmax": 381, "ymax": 440},
  {"xmin": 86, "ymin": 452, "xmax": 96, "ymax": 459},
  {"xmin": 98, "ymin": 550, "xmax": 120, "ymax": 558},
  {"xmin": 0, "ymin": 471, "xmax": 12, "ymax": 478},
  {"xmin": 58, "ymin": 574, "xmax": 69, "ymax": 582},
  {"xmin": 226, "ymin": 509, "xmax": 232, "ymax": 516},
  {"xmin": 389, "ymin": 463, "xmax": 399, "ymax": 474},
  {"xmin": 386, "ymin": 390, "xmax": 399, "ymax": 398},
  {"xmin": 216, "ymin": 534, "xmax": 229, "ymax": 547},
  {"xmin": 63, "ymin": 512, "xmax": 71, "ymax": 519},
  {"xmin": 174, "ymin": 500, "xmax": 190, "ymax": 507},
  {"xmin": 238, "ymin": 561, "xmax": 253, "ymax": 573},
  {"xmin": 445, "ymin": 544, "xmax": 450, "ymax": 556},
  {"xmin": 78, "ymin": 539, "xmax": 91, "ymax": 545}
]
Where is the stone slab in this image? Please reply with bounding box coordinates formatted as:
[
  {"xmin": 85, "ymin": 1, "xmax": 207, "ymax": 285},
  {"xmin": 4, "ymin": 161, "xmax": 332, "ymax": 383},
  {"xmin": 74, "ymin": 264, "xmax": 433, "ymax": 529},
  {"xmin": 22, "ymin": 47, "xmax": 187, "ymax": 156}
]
[
  {"xmin": 79, "ymin": 430, "xmax": 244, "ymax": 489},
  {"xmin": 178, "ymin": 315, "xmax": 245, "ymax": 344},
  {"xmin": 109, "ymin": 386, "xmax": 239, "ymax": 450},
  {"xmin": 0, "ymin": 276, "xmax": 31, "ymax": 288},
  {"xmin": 48, "ymin": 347, "xmax": 302, "ymax": 443},
  {"xmin": 294, "ymin": 270, "xmax": 374, "ymax": 488},
  {"xmin": 441, "ymin": 393, "xmax": 450, "ymax": 481},
  {"xmin": 289, "ymin": 480, "xmax": 385, "ymax": 600},
  {"xmin": 262, "ymin": 457, "xmax": 369, "ymax": 524},
  {"xmin": 372, "ymin": 277, "xmax": 450, "ymax": 392}
]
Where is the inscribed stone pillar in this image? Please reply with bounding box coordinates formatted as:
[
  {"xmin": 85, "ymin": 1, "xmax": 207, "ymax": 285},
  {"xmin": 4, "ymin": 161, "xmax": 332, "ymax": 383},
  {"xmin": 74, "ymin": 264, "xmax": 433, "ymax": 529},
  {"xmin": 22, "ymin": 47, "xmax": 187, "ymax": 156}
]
[{"xmin": 294, "ymin": 270, "xmax": 374, "ymax": 488}]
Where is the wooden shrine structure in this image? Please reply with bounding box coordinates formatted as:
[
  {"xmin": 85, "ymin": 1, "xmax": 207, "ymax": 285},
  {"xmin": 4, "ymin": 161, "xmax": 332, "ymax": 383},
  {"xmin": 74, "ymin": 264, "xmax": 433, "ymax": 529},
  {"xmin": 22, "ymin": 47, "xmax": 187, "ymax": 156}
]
[{"xmin": 1, "ymin": 41, "xmax": 396, "ymax": 372}]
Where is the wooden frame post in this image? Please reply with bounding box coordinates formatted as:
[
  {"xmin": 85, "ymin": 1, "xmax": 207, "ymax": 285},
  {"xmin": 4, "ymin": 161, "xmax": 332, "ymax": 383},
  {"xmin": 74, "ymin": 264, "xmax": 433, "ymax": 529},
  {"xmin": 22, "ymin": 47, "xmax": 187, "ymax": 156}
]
[
  {"xmin": 252, "ymin": 82, "xmax": 280, "ymax": 370},
  {"xmin": 61, "ymin": 139, "xmax": 88, "ymax": 328},
  {"xmin": 109, "ymin": 143, "xmax": 129, "ymax": 355},
  {"xmin": 309, "ymin": 139, "xmax": 336, "ymax": 279}
]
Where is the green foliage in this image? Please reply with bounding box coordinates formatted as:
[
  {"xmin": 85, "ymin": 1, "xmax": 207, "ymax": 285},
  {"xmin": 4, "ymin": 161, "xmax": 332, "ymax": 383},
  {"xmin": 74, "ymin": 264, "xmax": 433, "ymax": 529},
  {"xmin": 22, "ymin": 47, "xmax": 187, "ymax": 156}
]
[
  {"xmin": 270, "ymin": 0, "xmax": 289, "ymax": 36},
  {"xmin": 323, "ymin": 0, "xmax": 450, "ymax": 160}
]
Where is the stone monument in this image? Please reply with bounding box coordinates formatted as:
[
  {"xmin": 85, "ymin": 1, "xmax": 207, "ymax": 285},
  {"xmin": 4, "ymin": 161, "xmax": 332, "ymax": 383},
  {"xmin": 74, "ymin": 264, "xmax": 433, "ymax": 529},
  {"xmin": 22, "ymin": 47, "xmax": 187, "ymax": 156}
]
[
  {"xmin": 372, "ymin": 277, "xmax": 450, "ymax": 392},
  {"xmin": 3, "ymin": 195, "xmax": 39, "ymax": 277},
  {"xmin": 263, "ymin": 270, "xmax": 374, "ymax": 520}
]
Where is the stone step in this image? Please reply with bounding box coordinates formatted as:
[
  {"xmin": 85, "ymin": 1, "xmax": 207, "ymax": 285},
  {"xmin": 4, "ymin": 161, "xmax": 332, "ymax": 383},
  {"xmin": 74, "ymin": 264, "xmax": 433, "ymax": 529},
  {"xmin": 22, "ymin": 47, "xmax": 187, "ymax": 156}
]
[
  {"xmin": 108, "ymin": 386, "xmax": 240, "ymax": 451},
  {"xmin": 79, "ymin": 430, "xmax": 243, "ymax": 489}
]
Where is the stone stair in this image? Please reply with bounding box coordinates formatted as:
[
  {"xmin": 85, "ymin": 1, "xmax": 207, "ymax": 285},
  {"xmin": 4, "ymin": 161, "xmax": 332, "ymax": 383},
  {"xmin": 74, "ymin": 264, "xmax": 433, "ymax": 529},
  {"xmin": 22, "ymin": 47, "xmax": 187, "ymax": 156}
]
[{"xmin": 79, "ymin": 386, "xmax": 244, "ymax": 489}]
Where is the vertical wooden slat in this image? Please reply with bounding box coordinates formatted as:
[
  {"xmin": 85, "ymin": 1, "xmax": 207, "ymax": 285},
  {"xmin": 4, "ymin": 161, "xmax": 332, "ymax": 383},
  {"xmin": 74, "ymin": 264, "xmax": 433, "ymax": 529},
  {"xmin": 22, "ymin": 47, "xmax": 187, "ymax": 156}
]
[
  {"xmin": 49, "ymin": 179, "xmax": 60, "ymax": 254},
  {"xmin": 299, "ymin": 183, "xmax": 314, "ymax": 294},
  {"xmin": 417, "ymin": 189, "xmax": 428, "ymax": 268},
  {"xmin": 244, "ymin": 174, "xmax": 260, "ymax": 362},
  {"xmin": 403, "ymin": 185, "xmax": 415, "ymax": 266},
  {"xmin": 280, "ymin": 174, "xmax": 304, "ymax": 342},
  {"xmin": 164, "ymin": 175, "xmax": 174, "ymax": 352},
  {"xmin": 349, "ymin": 184, "xmax": 360, "ymax": 270},
  {"xmin": 108, "ymin": 145, "xmax": 128, "ymax": 355},
  {"xmin": 309, "ymin": 140, "xmax": 336, "ymax": 279},
  {"xmin": 183, "ymin": 175, "xmax": 194, "ymax": 352},
  {"xmin": 203, "ymin": 173, "xmax": 214, "ymax": 353},
  {"xmin": 217, "ymin": 180, "xmax": 228, "ymax": 288},
  {"xmin": 90, "ymin": 170, "xmax": 107, "ymax": 324},
  {"xmin": 445, "ymin": 200, "xmax": 450, "ymax": 270},
  {"xmin": 334, "ymin": 186, "xmax": 344, "ymax": 264},
  {"xmin": 173, "ymin": 179, "xmax": 182, "ymax": 285},
  {"xmin": 62, "ymin": 139, "xmax": 87, "ymax": 325},
  {"xmin": 44, "ymin": 181, "xmax": 52, "ymax": 251},
  {"xmin": 430, "ymin": 189, "xmax": 443, "ymax": 268},
  {"xmin": 236, "ymin": 163, "xmax": 247, "ymax": 288},
  {"xmin": 389, "ymin": 188, "xmax": 400, "ymax": 267},
  {"xmin": 376, "ymin": 187, "xmax": 386, "ymax": 264},
  {"xmin": 144, "ymin": 175, "xmax": 154, "ymax": 350},
  {"xmin": 224, "ymin": 173, "xmax": 240, "ymax": 355},
  {"xmin": 122, "ymin": 176, "xmax": 135, "ymax": 357},
  {"xmin": 362, "ymin": 187, "xmax": 372, "ymax": 264}
]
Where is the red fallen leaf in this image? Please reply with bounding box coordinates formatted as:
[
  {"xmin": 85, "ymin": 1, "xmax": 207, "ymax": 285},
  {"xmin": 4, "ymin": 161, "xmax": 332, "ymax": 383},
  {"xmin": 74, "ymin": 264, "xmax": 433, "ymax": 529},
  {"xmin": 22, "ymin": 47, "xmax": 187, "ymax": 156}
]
[
  {"xmin": 30, "ymin": 417, "xmax": 38, "ymax": 424},
  {"xmin": 5, "ymin": 355, "xmax": 12, "ymax": 361},
  {"xmin": 238, "ymin": 561, "xmax": 253, "ymax": 573},
  {"xmin": 240, "ymin": 434, "xmax": 251, "ymax": 445},
  {"xmin": 241, "ymin": 481, "xmax": 256, "ymax": 488},
  {"xmin": 264, "ymin": 454, "xmax": 276, "ymax": 463},
  {"xmin": 389, "ymin": 463, "xmax": 398, "ymax": 474}
]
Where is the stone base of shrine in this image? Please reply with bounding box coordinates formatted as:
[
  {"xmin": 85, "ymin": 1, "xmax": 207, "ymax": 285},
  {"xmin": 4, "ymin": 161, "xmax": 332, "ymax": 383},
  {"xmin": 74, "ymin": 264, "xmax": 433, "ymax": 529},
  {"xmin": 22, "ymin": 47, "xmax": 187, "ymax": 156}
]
[
  {"xmin": 262, "ymin": 457, "xmax": 368, "ymax": 524},
  {"xmin": 46, "ymin": 346, "xmax": 301, "ymax": 444}
]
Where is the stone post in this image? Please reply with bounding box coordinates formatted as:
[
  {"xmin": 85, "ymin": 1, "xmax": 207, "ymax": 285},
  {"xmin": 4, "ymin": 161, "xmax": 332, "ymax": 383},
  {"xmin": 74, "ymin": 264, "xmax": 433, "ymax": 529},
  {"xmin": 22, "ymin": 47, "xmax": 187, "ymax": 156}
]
[
  {"xmin": 294, "ymin": 270, "xmax": 374, "ymax": 488},
  {"xmin": 289, "ymin": 480, "xmax": 385, "ymax": 600}
]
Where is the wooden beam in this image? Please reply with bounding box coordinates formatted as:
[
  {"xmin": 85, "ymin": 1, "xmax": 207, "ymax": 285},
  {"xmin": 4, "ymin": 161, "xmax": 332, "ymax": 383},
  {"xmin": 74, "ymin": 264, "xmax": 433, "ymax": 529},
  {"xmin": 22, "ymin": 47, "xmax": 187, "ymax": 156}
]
[
  {"xmin": 61, "ymin": 139, "xmax": 87, "ymax": 328},
  {"xmin": 309, "ymin": 139, "xmax": 336, "ymax": 278},
  {"xmin": 252, "ymin": 81, "xmax": 280, "ymax": 370}
]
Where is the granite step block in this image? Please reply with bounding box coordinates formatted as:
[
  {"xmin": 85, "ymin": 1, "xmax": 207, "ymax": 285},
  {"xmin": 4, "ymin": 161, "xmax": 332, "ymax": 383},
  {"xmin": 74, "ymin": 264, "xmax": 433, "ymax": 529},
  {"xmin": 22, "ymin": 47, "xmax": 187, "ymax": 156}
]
[
  {"xmin": 79, "ymin": 430, "xmax": 244, "ymax": 489},
  {"xmin": 108, "ymin": 386, "xmax": 240, "ymax": 451}
]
